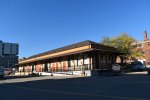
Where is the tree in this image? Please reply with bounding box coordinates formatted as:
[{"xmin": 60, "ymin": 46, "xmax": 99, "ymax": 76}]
[{"xmin": 100, "ymin": 33, "xmax": 144, "ymax": 65}]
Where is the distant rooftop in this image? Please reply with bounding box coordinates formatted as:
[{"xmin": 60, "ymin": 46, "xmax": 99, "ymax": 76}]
[{"xmin": 0, "ymin": 40, "xmax": 18, "ymax": 44}]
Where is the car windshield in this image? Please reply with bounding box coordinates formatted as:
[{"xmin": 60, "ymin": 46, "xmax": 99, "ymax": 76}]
[{"xmin": 137, "ymin": 61, "xmax": 143, "ymax": 65}]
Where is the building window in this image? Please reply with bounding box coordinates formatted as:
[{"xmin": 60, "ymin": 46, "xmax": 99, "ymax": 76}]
[{"xmin": 148, "ymin": 42, "xmax": 150, "ymax": 46}]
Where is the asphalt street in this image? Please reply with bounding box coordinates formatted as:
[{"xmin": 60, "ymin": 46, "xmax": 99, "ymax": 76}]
[{"xmin": 0, "ymin": 73, "xmax": 150, "ymax": 100}]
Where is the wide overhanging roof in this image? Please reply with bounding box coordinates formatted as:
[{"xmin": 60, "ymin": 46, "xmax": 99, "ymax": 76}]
[{"xmin": 19, "ymin": 40, "xmax": 119, "ymax": 65}]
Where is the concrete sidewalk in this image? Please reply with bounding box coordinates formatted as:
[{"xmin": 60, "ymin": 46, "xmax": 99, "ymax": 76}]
[
  {"xmin": 0, "ymin": 75, "xmax": 81, "ymax": 84},
  {"xmin": 126, "ymin": 71, "xmax": 148, "ymax": 75}
]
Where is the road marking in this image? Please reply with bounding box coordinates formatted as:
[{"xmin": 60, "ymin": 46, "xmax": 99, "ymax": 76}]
[{"xmin": 1, "ymin": 83, "xmax": 150, "ymax": 100}]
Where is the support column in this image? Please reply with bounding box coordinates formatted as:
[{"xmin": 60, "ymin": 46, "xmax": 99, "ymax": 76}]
[
  {"xmin": 112, "ymin": 52, "xmax": 115, "ymax": 65},
  {"xmin": 89, "ymin": 52, "xmax": 92, "ymax": 70},
  {"xmin": 94, "ymin": 51, "xmax": 99, "ymax": 69}
]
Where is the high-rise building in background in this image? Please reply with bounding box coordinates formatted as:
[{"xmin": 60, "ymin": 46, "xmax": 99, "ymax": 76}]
[{"xmin": 0, "ymin": 41, "xmax": 19, "ymax": 68}]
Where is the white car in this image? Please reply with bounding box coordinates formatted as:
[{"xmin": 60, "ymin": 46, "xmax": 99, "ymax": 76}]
[
  {"xmin": 0, "ymin": 66, "xmax": 4, "ymax": 78},
  {"xmin": 146, "ymin": 65, "xmax": 150, "ymax": 68},
  {"xmin": 112, "ymin": 64, "xmax": 121, "ymax": 71}
]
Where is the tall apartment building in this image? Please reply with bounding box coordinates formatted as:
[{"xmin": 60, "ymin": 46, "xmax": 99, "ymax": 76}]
[
  {"xmin": 135, "ymin": 31, "xmax": 150, "ymax": 65},
  {"xmin": 0, "ymin": 41, "xmax": 19, "ymax": 68}
]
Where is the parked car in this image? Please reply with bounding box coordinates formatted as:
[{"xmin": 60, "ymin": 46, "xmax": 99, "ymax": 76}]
[
  {"xmin": 0, "ymin": 66, "xmax": 4, "ymax": 78},
  {"xmin": 112, "ymin": 64, "xmax": 121, "ymax": 75},
  {"xmin": 130, "ymin": 61, "xmax": 144, "ymax": 71}
]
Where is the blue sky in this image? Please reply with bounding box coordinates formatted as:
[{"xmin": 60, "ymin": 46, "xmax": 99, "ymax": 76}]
[{"xmin": 0, "ymin": 0, "xmax": 150, "ymax": 58}]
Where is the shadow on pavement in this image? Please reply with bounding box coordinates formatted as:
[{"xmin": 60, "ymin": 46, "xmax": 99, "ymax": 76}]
[{"xmin": 0, "ymin": 73, "xmax": 150, "ymax": 100}]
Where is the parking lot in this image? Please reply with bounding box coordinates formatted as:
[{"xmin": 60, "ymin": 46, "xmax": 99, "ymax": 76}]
[{"xmin": 0, "ymin": 72, "xmax": 150, "ymax": 100}]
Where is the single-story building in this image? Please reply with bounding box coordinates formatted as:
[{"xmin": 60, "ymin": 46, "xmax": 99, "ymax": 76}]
[{"xmin": 18, "ymin": 40, "xmax": 122, "ymax": 75}]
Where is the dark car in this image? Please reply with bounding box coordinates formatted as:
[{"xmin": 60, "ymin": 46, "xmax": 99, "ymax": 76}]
[{"xmin": 130, "ymin": 61, "xmax": 144, "ymax": 71}]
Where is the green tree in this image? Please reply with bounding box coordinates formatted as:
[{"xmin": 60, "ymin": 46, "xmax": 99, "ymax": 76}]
[{"xmin": 100, "ymin": 33, "xmax": 144, "ymax": 65}]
